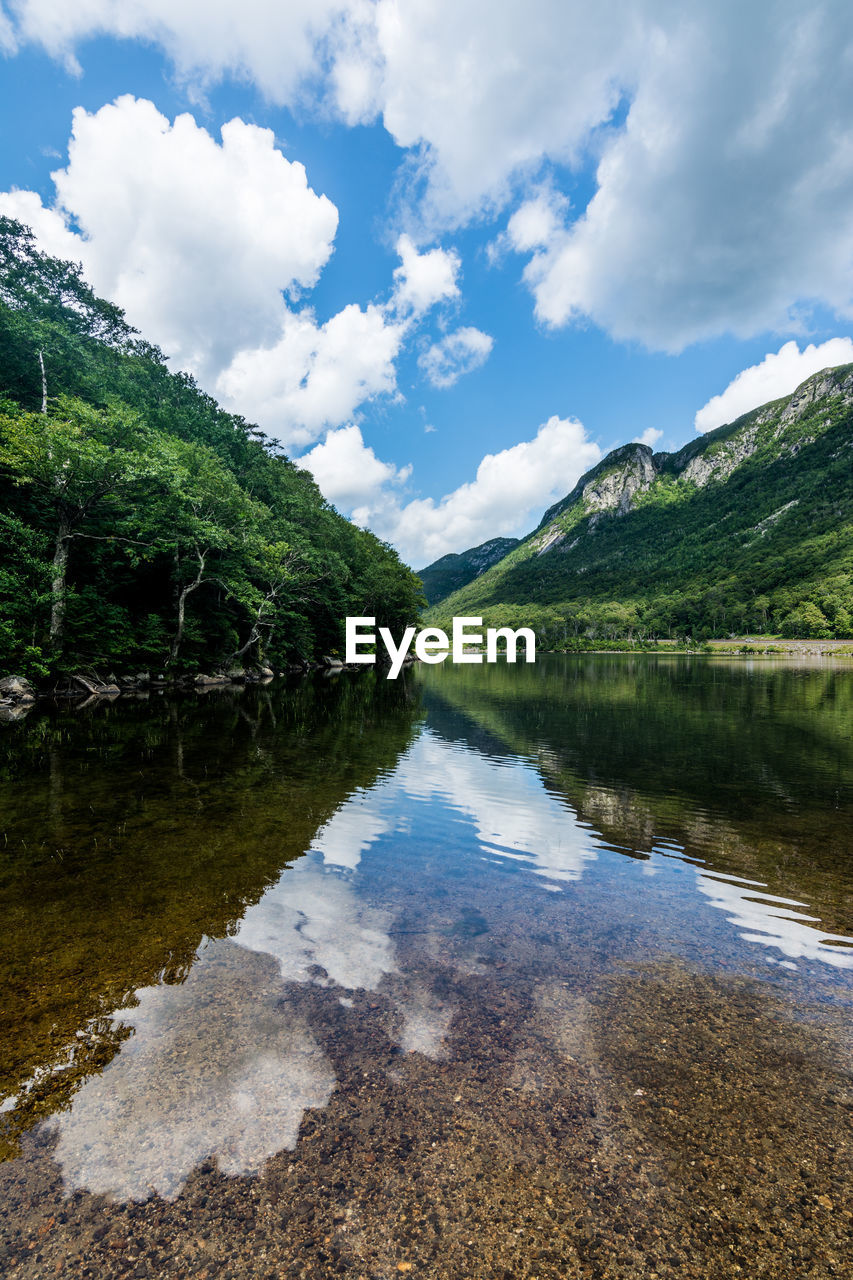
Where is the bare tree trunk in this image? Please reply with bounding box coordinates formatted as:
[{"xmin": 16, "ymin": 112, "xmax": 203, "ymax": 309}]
[
  {"xmin": 232, "ymin": 626, "xmax": 260, "ymax": 661},
  {"xmin": 49, "ymin": 516, "xmax": 71, "ymax": 652},
  {"xmin": 169, "ymin": 550, "xmax": 206, "ymax": 665},
  {"xmin": 38, "ymin": 350, "xmax": 47, "ymax": 413},
  {"xmin": 231, "ymin": 582, "xmax": 284, "ymax": 662},
  {"xmin": 170, "ymin": 583, "xmax": 192, "ymax": 665}
]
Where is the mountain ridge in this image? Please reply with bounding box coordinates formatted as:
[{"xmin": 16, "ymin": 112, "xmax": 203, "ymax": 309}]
[
  {"xmin": 423, "ymin": 365, "xmax": 853, "ymax": 641},
  {"xmin": 416, "ymin": 536, "xmax": 520, "ymax": 606}
]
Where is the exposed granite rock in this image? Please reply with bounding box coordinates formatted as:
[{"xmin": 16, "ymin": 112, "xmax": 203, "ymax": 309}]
[
  {"xmin": 533, "ymin": 445, "xmax": 657, "ymax": 554},
  {"xmin": 0, "ymin": 676, "xmax": 35, "ymax": 704},
  {"xmin": 752, "ymin": 499, "xmax": 799, "ymax": 536},
  {"xmin": 422, "ymin": 359, "xmax": 853, "ymax": 620},
  {"xmin": 536, "ymin": 525, "xmax": 568, "ymax": 555},
  {"xmin": 779, "ymin": 367, "xmax": 853, "ymax": 425},
  {"xmin": 680, "ymin": 423, "xmax": 761, "ymax": 488},
  {"xmin": 580, "ymin": 445, "xmax": 657, "ymax": 515}
]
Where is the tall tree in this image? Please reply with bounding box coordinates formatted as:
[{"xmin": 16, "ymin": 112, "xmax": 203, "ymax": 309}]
[
  {"xmin": 0, "ymin": 397, "xmax": 152, "ymax": 653},
  {"xmin": 146, "ymin": 437, "xmax": 267, "ymax": 665}
]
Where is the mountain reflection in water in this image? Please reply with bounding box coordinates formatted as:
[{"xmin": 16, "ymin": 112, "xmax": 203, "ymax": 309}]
[{"xmin": 1, "ymin": 656, "xmax": 852, "ymax": 1279}]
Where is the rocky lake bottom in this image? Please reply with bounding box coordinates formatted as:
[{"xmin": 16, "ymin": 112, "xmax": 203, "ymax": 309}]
[{"xmin": 0, "ymin": 655, "xmax": 851, "ymax": 1279}]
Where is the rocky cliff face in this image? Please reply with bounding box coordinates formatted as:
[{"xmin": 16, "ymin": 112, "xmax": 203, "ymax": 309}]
[
  {"xmin": 582, "ymin": 445, "xmax": 658, "ymax": 515},
  {"xmin": 533, "ymin": 444, "xmax": 658, "ymax": 555},
  {"xmin": 466, "ymin": 537, "xmax": 521, "ymax": 572},
  {"xmin": 778, "ymin": 368, "xmax": 853, "ymax": 426},
  {"xmin": 533, "ymin": 364, "xmax": 853, "ymax": 555},
  {"xmin": 673, "ymin": 366, "xmax": 853, "ymax": 489},
  {"xmin": 535, "ymin": 443, "xmax": 659, "ymax": 536}
]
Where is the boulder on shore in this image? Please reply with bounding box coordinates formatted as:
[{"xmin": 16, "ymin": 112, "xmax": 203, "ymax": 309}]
[{"xmin": 0, "ymin": 676, "xmax": 36, "ymax": 704}]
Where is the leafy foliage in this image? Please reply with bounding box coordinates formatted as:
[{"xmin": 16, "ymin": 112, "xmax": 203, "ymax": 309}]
[{"xmin": 0, "ymin": 217, "xmax": 423, "ymax": 676}]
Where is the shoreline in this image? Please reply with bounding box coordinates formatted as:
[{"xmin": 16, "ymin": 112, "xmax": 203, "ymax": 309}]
[
  {"xmin": 2, "ymin": 639, "xmax": 853, "ymax": 720},
  {"xmin": 540, "ymin": 637, "xmax": 853, "ymax": 658}
]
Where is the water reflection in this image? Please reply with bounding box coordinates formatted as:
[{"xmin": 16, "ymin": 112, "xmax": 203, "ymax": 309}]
[
  {"xmin": 40, "ymin": 727, "xmax": 600, "ymax": 1201},
  {"xmin": 0, "ymin": 675, "xmax": 422, "ymax": 1160},
  {"xmin": 397, "ymin": 732, "xmax": 600, "ymax": 884},
  {"xmin": 51, "ymin": 944, "xmax": 335, "ymax": 1201},
  {"xmin": 695, "ymin": 868, "xmax": 853, "ymax": 968},
  {"xmin": 308, "ymin": 788, "xmax": 392, "ymax": 871},
  {"xmin": 37, "ymin": 710, "xmax": 853, "ymax": 1203},
  {"xmin": 1, "ymin": 659, "xmax": 853, "ymax": 1280},
  {"xmin": 235, "ymin": 854, "xmax": 397, "ymax": 991}
]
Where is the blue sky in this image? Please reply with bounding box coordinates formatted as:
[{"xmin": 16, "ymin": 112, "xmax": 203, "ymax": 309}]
[{"xmin": 1, "ymin": 2, "xmax": 852, "ymax": 566}]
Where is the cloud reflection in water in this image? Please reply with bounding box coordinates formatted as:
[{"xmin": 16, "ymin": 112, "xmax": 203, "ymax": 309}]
[
  {"xmin": 52, "ymin": 944, "xmax": 335, "ymax": 1201},
  {"xmin": 48, "ymin": 728, "xmax": 853, "ymax": 1202}
]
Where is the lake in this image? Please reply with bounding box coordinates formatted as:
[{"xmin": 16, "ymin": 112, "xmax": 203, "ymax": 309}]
[{"xmin": 1, "ymin": 656, "xmax": 852, "ymax": 1279}]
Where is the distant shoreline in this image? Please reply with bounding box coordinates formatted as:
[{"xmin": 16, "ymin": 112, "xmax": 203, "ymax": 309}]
[{"xmin": 537, "ymin": 637, "xmax": 853, "ymax": 658}]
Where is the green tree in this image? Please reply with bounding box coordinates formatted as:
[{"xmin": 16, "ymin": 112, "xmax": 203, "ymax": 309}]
[
  {"xmin": 0, "ymin": 397, "xmax": 152, "ymax": 654},
  {"xmin": 0, "ymin": 224, "xmax": 425, "ymax": 677},
  {"xmin": 780, "ymin": 601, "xmax": 831, "ymax": 639}
]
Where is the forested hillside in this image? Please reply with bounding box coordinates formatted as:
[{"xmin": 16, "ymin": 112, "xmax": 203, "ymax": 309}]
[
  {"xmin": 0, "ymin": 218, "xmax": 423, "ymax": 678},
  {"xmin": 427, "ymin": 368, "xmax": 853, "ymax": 644}
]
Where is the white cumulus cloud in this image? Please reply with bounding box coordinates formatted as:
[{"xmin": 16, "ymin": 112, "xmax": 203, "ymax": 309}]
[
  {"xmin": 368, "ymin": 0, "xmax": 640, "ymax": 225},
  {"xmin": 308, "ymin": 414, "xmax": 601, "ymax": 566},
  {"xmin": 502, "ymin": 186, "xmax": 571, "ymax": 255},
  {"xmin": 300, "ymin": 423, "xmax": 411, "ymax": 509},
  {"xmin": 505, "ymin": 6, "xmax": 853, "ymax": 350},
  {"xmin": 1, "ymin": 2, "xmax": 634, "ymax": 222},
  {"xmin": 2, "ymin": 0, "xmax": 361, "ymax": 100},
  {"xmin": 216, "ymin": 305, "xmax": 406, "ymax": 448},
  {"xmin": 0, "ymin": 96, "xmax": 338, "ymax": 380},
  {"xmin": 391, "ymin": 233, "xmax": 460, "ymax": 315},
  {"xmin": 694, "ymin": 338, "xmax": 853, "ymax": 433},
  {"xmin": 633, "ymin": 427, "xmax": 663, "ymax": 447},
  {"xmin": 0, "ymin": 96, "xmax": 464, "ymax": 446},
  {"xmin": 418, "ymin": 326, "xmax": 493, "ymax": 389},
  {"xmin": 7, "ymin": 6, "xmax": 853, "ymax": 363}
]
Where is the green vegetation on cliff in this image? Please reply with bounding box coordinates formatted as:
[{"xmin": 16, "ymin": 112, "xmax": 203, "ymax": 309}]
[
  {"xmin": 427, "ymin": 369, "xmax": 853, "ymax": 644},
  {"xmin": 0, "ymin": 218, "xmax": 423, "ymax": 677}
]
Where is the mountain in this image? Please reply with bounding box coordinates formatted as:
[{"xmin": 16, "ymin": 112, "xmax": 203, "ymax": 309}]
[
  {"xmin": 417, "ymin": 537, "xmax": 519, "ymax": 606},
  {"xmin": 426, "ymin": 366, "xmax": 853, "ymax": 642}
]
